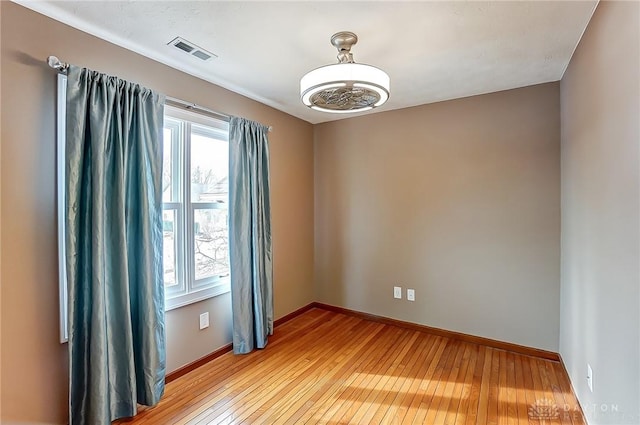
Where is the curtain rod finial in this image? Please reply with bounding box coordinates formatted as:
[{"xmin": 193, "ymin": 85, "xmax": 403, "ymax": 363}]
[{"xmin": 47, "ymin": 55, "xmax": 69, "ymax": 71}]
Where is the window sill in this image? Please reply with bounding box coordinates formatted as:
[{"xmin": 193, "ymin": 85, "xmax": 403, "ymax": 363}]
[{"xmin": 165, "ymin": 280, "xmax": 231, "ymax": 311}]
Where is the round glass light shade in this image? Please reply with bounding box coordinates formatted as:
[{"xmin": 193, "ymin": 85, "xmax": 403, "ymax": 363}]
[{"xmin": 300, "ymin": 63, "xmax": 390, "ymax": 113}]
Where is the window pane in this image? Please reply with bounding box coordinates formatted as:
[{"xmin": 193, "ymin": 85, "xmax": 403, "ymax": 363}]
[
  {"xmin": 163, "ymin": 209, "xmax": 178, "ymax": 287},
  {"xmin": 194, "ymin": 209, "xmax": 229, "ymax": 281},
  {"xmin": 191, "ymin": 127, "xmax": 228, "ymax": 204},
  {"xmin": 162, "ymin": 127, "xmax": 177, "ymax": 202}
]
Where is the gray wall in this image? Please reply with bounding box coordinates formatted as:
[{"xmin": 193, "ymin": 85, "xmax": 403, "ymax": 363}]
[
  {"xmin": 559, "ymin": 1, "xmax": 640, "ymax": 424},
  {"xmin": 0, "ymin": 3, "xmax": 315, "ymax": 424},
  {"xmin": 314, "ymin": 83, "xmax": 561, "ymax": 352}
]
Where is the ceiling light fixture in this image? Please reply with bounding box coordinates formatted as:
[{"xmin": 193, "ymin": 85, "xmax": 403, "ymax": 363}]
[{"xmin": 300, "ymin": 31, "xmax": 390, "ymax": 113}]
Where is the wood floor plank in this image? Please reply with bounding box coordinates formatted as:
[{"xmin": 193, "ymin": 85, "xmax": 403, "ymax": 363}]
[
  {"xmin": 497, "ymin": 350, "xmax": 509, "ymax": 425},
  {"xmin": 286, "ymin": 323, "xmax": 392, "ymax": 425},
  {"xmin": 299, "ymin": 325, "xmax": 406, "ymax": 425},
  {"xmin": 512, "ymin": 353, "xmax": 529, "ymax": 425},
  {"xmin": 363, "ymin": 333, "xmax": 428, "ymax": 425},
  {"xmin": 190, "ymin": 316, "xmax": 366, "ymax": 425},
  {"xmin": 116, "ymin": 308, "xmax": 586, "ymax": 425},
  {"xmin": 408, "ymin": 339, "xmax": 462, "ymax": 425},
  {"xmin": 453, "ymin": 344, "xmax": 477, "ymax": 425},
  {"xmin": 231, "ymin": 321, "xmax": 373, "ymax": 424},
  {"xmin": 328, "ymin": 328, "xmax": 414, "ymax": 425},
  {"xmin": 520, "ymin": 355, "xmax": 541, "ymax": 425},
  {"xmin": 533, "ymin": 357, "xmax": 562, "ymax": 425},
  {"xmin": 487, "ymin": 349, "xmax": 501, "ymax": 425},
  {"xmin": 350, "ymin": 332, "xmax": 420, "ymax": 424},
  {"xmin": 505, "ymin": 351, "xmax": 518, "ymax": 425},
  {"xmin": 419, "ymin": 339, "xmax": 465, "ymax": 425},
  {"xmin": 464, "ymin": 345, "xmax": 487, "ymax": 425},
  {"xmin": 250, "ymin": 320, "xmax": 384, "ymax": 425},
  {"xmin": 542, "ymin": 360, "xmax": 571, "ymax": 425},
  {"xmin": 375, "ymin": 334, "xmax": 437, "ymax": 424},
  {"xmin": 442, "ymin": 344, "xmax": 473, "ymax": 425},
  {"xmin": 395, "ymin": 336, "xmax": 447, "ymax": 424},
  {"xmin": 549, "ymin": 362, "xmax": 585, "ymax": 425}
]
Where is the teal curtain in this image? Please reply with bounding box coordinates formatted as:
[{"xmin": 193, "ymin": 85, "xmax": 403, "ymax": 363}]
[
  {"xmin": 65, "ymin": 65, "xmax": 166, "ymax": 425},
  {"xmin": 229, "ymin": 117, "xmax": 273, "ymax": 354}
]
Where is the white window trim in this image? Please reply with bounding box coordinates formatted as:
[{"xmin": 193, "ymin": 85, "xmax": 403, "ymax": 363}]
[
  {"xmin": 163, "ymin": 106, "xmax": 231, "ymax": 311},
  {"xmin": 165, "ymin": 280, "xmax": 230, "ymax": 311},
  {"xmin": 57, "ymin": 73, "xmax": 69, "ymax": 343}
]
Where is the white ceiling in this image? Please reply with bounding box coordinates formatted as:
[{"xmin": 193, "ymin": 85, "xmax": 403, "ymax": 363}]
[{"xmin": 16, "ymin": 1, "xmax": 597, "ymax": 124}]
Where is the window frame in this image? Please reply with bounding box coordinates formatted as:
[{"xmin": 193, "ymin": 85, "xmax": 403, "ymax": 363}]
[
  {"xmin": 163, "ymin": 106, "xmax": 231, "ymax": 311},
  {"xmin": 57, "ymin": 73, "xmax": 69, "ymax": 343},
  {"xmin": 162, "ymin": 118, "xmax": 186, "ymax": 298}
]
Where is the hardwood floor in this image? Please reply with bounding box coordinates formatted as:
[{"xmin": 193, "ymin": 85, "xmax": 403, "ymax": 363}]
[{"xmin": 119, "ymin": 308, "xmax": 585, "ymax": 424}]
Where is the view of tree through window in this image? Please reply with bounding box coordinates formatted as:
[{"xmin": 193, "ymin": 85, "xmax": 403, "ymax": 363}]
[{"xmin": 191, "ymin": 128, "xmax": 229, "ymax": 282}]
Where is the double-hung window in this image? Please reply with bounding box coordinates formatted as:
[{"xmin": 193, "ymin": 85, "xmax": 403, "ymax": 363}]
[{"xmin": 163, "ymin": 106, "xmax": 230, "ymax": 310}]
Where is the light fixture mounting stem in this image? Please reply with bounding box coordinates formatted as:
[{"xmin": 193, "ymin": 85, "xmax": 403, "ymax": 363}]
[{"xmin": 331, "ymin": 31, "xmax": 358, "ymax": 64}]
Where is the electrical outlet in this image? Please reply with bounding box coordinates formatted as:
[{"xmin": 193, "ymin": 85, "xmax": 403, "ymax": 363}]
[
  {"xmin": 199, "ymin": 312, "xmax": 210, "ymax": 330},
  {"xmin": 407, "ymin": 289, "xmax": 415, "ymax": 301},
  {"xmin": 393, "ymin": 286, "xmax": 402, "ymax": 299},
  {"xmin": 587, "ymin": 364, "xmax": 593, "ymax": 392}
]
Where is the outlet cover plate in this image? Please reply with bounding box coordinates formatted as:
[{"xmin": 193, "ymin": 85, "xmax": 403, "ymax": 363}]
[
  {"xmin": 199, "ymin": 312, "xmax": 210, "ymax": 330},
  {"xmin": 393, "ymin": 286, "xmax": 402, "ymax": 299},
  {"xmin": 407, "ymin": 289, "xmax": 415, "ymax": 301}
]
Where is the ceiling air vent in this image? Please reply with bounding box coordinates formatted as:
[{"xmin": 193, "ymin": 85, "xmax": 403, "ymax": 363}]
[{"xmin": 168, "ymin": 37, "xmax": 217, "ymax": 61}]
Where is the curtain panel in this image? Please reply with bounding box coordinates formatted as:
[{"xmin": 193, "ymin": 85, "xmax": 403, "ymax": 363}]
[
  {"xmin": 229, "ymin": 117, "xmax": 274, "ymax": 354},
  {"xmin": 65, "ymin": 65, "xmax": 166, "ymax": 425}
]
